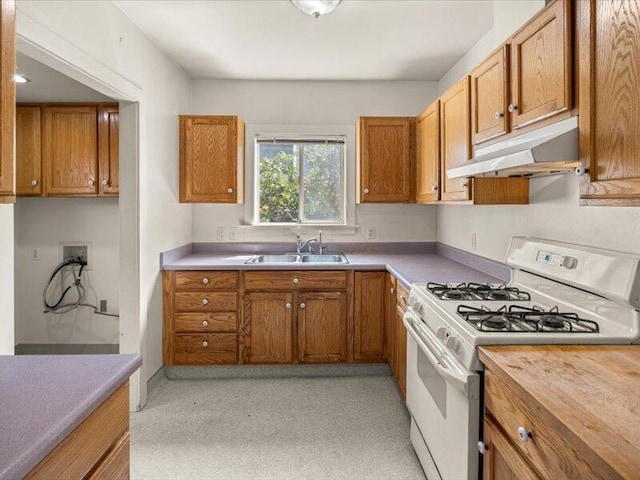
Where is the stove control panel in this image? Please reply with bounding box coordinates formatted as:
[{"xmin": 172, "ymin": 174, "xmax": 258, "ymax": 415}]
[{"xmin": 536, "ymin": 250, "xmax": 578, "ymax": 270}]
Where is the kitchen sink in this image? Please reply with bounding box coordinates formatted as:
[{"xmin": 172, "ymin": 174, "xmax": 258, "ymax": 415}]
[{"xmin": 245, "ymin": 253, "xmax": 349, "ymax": 264}]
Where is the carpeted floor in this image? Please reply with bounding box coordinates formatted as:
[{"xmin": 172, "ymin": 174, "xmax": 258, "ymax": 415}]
[{"xmin": 130, "ymin": 376, "xmax": 425, "ymax": 480}]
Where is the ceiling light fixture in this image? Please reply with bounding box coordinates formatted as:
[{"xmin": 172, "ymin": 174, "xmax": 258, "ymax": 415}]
[
  {"xmin": 14, "ymin": 73, "xmax": 30, "ymax": 84},
  {"xmin": 290, "ymin": 0, "xmax": 341, "ymax": 19}
]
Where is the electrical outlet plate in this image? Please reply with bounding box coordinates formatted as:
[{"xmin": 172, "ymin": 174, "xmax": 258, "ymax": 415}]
[
  {"xmin": 366, "ymin": 226, "xmax": 376, "ymax": 240},
  {"xmin": 60, "ymin": 242, "xmax": 92, "ymax": 269},
  {"xmin": 471, "ymin": 233, "xmax": 477, "ymax": 251},
  {"xmin": 229, "ymin": 227, "xmax": 238, "ymax": 241},
  {"xmin": 217, "ymin": 227, "xmax": 227, "ymax": 241}
]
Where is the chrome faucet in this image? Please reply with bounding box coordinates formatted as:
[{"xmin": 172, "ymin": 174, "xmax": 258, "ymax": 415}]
[{"xmin": 296, "ymin": 235, "xmax": 317, "ymax": 254}]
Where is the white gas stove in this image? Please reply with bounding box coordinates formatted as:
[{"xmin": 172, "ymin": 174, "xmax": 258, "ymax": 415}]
[{"xmin": 404, "ymin": 237, "xmax": 640, "ymax": 480}]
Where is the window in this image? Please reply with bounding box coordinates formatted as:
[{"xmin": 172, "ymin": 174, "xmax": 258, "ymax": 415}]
[{"xmin": 255, "ymin": 136, "xmax": 345, "ymax": 225}]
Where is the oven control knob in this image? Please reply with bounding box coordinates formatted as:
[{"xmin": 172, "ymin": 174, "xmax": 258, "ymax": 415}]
[
  {"xmin": 436, "ymin": 327, "xmax": 447, "ymax": 340},
  {"xmin": 446, "ymin": 336, "xmax": 459, "ymax": 352},
  {"xmin": 412, "ymin": 302, "xmax": 424, "ymax": 315},
  {"xmin": 408, "ymin": 295, "xmax": 417, "ymax": 308}
]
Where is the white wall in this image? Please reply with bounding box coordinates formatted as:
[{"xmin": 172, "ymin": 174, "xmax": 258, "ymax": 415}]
[
  {"xmin": 436, "ymin": 0, "xmax": 640, "ymax": 262},
  {"xmin": 191, "ymin": 80, "xmax": 438, "ymax": 243},
  {"xmin": 16, "ymin": 1, "xmax": 193, "ymax": 405},
  {"xmin": 14, "ymin": 198, "xmax": 119, "ymax": 345},
  {"xmin": 0, "ymin": 205, "xmax": 14, "ymax": 354}
]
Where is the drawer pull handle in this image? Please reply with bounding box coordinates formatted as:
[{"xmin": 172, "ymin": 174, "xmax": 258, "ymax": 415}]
[
  {"xmin": 202, "ymin": 277, "xmax": 209, "ymax": 284},
  {"xmin": 202, "ymin": 341, "xmax": 208, "ymax": 347},
  {"xmin": 400, "ymin": 295, "xmax": 407, "ymax": 304},
  {"xmin": 517, "ymin": 426, "xmax": 531, "ymax": 442},
  {"xmin": 300, "ymin": 303, "xmax": 306, "ymax": 309},
  {"xmin": 285, "ymin": 303, "xmax": 291, "ymax": 309},
  {"xmin": 202, "ymin": 320, "xmax": 208, "ymax": 326},
  {"xmin": 202, "ymin": 298, "xmax": 209, "ymax": 305},
  {"xmin": 293, "ymin": 278, "xmax": 299, "ymax": 284},
  {"xmin": 477, "ymin": 441, "xmax": 488, "ymax": 454}
]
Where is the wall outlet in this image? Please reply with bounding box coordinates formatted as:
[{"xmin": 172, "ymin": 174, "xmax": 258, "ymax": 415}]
[
  {"xmin": 217, "ymin": 227, "xmax": 227, "ymax": 241},
  {"xmin": 366, "ymin": 226, "xmax": 376, "ymax": 240},
  {"xmin": 471, "ymin": 233, "xmax": 477, "ymax": 251},
  {"xmin": 100, "ymin": 300, "xmax": 107, "ymax": 313},
  {"xmin": 229, "ymin": 227, "xmax": 239, "ymax": 241},
  {"xmin": 31, "ymin": 248, "xmax": 40, "ymax": 261}
]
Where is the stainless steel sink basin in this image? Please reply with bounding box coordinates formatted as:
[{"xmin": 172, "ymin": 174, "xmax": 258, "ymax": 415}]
[
  {"xmin": 300, "ymin": 254, "xmax": 349, "ymax": 264},
  {"xmin": 245, "ymin": 253, "xmax": 349, "ymax": 264}
]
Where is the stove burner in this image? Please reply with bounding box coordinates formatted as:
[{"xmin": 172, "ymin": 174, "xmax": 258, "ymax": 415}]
[
  {"xmin": 486, "ymin": 290, "xmax": 512, "ymax": 301},
  {"xmin": 482, "ymin": 316, "xmax": 510, "ymax": 330},
  {"xmin": 442, "ymin": 289, "xmax": 465, "ymax": 300},
  {"xmin": 539, "ymin": 315, "xmax": 567, "ymax": 330}
]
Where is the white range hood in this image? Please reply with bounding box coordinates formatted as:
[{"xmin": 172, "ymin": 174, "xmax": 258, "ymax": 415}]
[{"xmin": 447, "ymin": 116, "xmax": 581, "ymax": 179}]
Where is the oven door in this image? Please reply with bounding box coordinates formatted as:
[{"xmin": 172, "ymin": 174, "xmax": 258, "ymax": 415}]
[{"xmin": 404, "ymin": 311, "xmax": 480, "ymax": 480}]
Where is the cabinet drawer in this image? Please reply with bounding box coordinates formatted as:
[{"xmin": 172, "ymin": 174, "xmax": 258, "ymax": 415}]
[
  {"xmin": 244, "ymin": 271, "xmax": 348, "ymax": 291},
  {"xmin": 396, "ymin": 283, "xmax": 409, "ymax": 311},
  {"xmin": 173, "ymin": 333, "xmax": 238, "ymax": 364},
  {"xmin": 175, "ymin": 271, "xmax": 238, "ymax": 291},
  {"xmin": 174, "ymin": 312, "xmax": 238, "ymax": 332},
  {"xmin": 485, "ymin": 370, "xmax": 601, "ymax": 479},
  {"xmin": 174, "ymin": 292, "xmax": 238, "ymax": 312},
  {"xmin": 87, "ymin": 432, "xmax": 129, "ymax": 480}
]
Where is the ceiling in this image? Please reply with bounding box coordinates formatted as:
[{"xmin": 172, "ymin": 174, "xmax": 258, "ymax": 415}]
[
  {"xmin": 16, "ymin": 52, "xmax": 113, "ymax": 103},
  {"xmin": 114, "ymin": 0, "xmax": 494, "ymax": 81}
]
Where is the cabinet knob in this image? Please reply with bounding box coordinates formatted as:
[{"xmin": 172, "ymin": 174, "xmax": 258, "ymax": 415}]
[
  {"xmin": 102, "ymin": 180, "xmax": 108, "ymax": 186},
  {"xmin": 477, "ymin": 441, "xmax": 488, "ymax": 454},
  {"xmin": 508, "ymin": 104, "xmax": 518, "ymax": 113},
  {"xmin": 390, "ymin": 288, "xmax": 395, "ymax": 294},
  {"xmin": 30, "ymin": 179, "xmax": 38, "ymax": 186},
  {"xmin": 202, "ymin": 320, "xmax": 209, "ymax": 326},
  {"xmin": 293, "ymin": 278, "xmax": 299, "ymax": 284},
  {"xmin": 299, "ymin": 303, "xmax": 306, "ymax": 309},
  {"xmin": 363, "ymin": 188, "xmax": 370, "ymax": 194},
  {"xmin": 88, "ymin": 180, "xmax": 95, "ymax": 186},
  {"xmin": 285, "ymin": 302, "xmax": 291, "ymax": 309},
  {"xmin": 202, "ymin": 298, "xmax": 209, "ymax": 305},
  {"xmin": 202, "ymin": 341, "xmax": 209, "ymax": 347},
  {"xmin": 400, "ymin": 295, "xmax": 407, "ymax": 304},
  {"xmin": 202, "ymin": 277, "xmax": 209, "ymax": 284},
  {"xmin": 494, "ymin": 111, "xmax": 504, "ymax": 119},
  {"xmin": 432, "ymin": 185, "xmax": 438, "ymax": 191},
  {"xmin": 463, "ymin": 181, "xmax": 469, "ymax": 188},
  {"xmin": 227, "ymin": 187, "xmax": 233, "ymax": 193},
  {"xmin": 517, "ymin": 426, "xmax": 531, "ymax": 442}
]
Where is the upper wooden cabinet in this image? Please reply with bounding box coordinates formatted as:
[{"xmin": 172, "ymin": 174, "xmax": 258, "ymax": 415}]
[
  {"xmin": 0, "ymin": 0, "xmax": 15, "ymax": 203},
  {"xmin": 416, "ymin": 100, "xmax": 440, "ymax": 203},
  {"xmin": 440, "ymin": 76, "xmax": 472, "ymax": 202},
  {"xmin": 353, "ymin": 272, "xmax": 385, "ymax": 362},
  {"xmin": 357, "ymin": 116, "xmax": 415, "ymax": 203},
  {"xmin": 471, "ymin": 46, "xmax": 509, "ymax": 144},
  {"xmin": 16, "ymin": 106, "xmax": 42, "ymax": 196},
  {"xmin": 179, "ymin": 115, "xmax": 245, "ymax": 203},
  {"xmin": 579, "ymin": 0, "xmax": 640, "ymax": 206},
  {"xmin": 98, "ymin": 106, "xmax": 119, "ymax": 196},
  {"xmin": 510, "ymin": 0, "xmax": 572, "ymax": 130}
]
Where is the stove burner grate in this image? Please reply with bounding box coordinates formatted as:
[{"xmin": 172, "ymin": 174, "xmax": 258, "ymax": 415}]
[{"xmin": 426, "ymin": 282, "xmax": 531, "ymax": 302}]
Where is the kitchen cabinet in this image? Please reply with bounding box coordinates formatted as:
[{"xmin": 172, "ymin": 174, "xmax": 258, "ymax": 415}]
[
  {"xmin": 385, "ymin": 274, "xmax": 397, "ymax": 369},
  {"xmin": 440, "ymin": 76, "xmax": 472, "ymax": 202},
  {"xmin": 482, "ymin": 416, "xmax": 539, "ymax": 480},
  {"xmin": 578, "ymin": 0, "xmax": 640, "ymax": 206},
  {"xmin": 163, "ymin": 270, "xmax": 241, "ymax": 365},
  {"xmin": 471, "ymin": 45, "xmax": 509, "ymax": 145},
  {"xmin": 415, "ymin": 100, "xmax": 440, "ymax": 203},
  {"xmin": 16, "ymin": 106, "xmax": 42, "ymax": 196},
  {"xmin": 353, "ymin": 272, "xmax": 386, "ymax": 362},
  {"xmin": 98, "ymin": 105, "xmax": 119, "ymax": 196},
  {"xmin": 357, "ymin": 116, "xmax": 415, "ymax": 203},
  {"xmin": 244, "ymin": 292, "xmax": 294, "ymax": 364},
  {"xmin": 179, "ymin": 115, "xmax": 245, "ymax": 203},
  {"xmin": 395, "ymin": 283, "xmax": 408, "ymax": 399},
  {"xmin": 0, "ymin": 0, "xmax": 15, "ymax": 203},
  {"xmin": 298, "ymin": 291, "xmax": 348, "ymax": 363},
  {"xmin": 510, "ymin": 0, "xmax": 572, "ymax": 131}
]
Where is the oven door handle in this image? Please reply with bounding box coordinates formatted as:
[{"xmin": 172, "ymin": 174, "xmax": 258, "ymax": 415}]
[{"xmin": 403, "ymin": 313, "xmax": 476, "ymax": 397}]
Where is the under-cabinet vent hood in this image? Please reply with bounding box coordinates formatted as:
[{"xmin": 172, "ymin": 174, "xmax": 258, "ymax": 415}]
[{"xmin": 447, "ymin": 117, "xmax": 581, "ymax": 179}]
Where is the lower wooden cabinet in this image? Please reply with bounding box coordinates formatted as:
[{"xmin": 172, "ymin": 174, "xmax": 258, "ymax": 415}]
[
  {"xmin": 395, "ymin": 304, "xmax": 407, "ymax": 399},
  {"xmin": 244, "ymin": 292, "xmax": 294, "ymax": 364},
  {"xmin": 483, "ymin": 416, "xmax": 539, "ymax": 480},
  {"xmin": 353, "ymin": 272, "xmax": 386, "ymax": 362},
  {"xmin": 298, "ymin": 291, "xmax": 347, "ymax": 363}
]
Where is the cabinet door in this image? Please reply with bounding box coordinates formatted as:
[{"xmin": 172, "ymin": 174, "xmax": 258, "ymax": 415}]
[
  {"xmin": 98, "ymin": 106, "xmax": 119, "ymax": 196},
  {"xmin": 298, "ymin": 291, "xmax": 347, "ymax": 363},
  {"xmin": 16, "ymin": 106, "xmax": 42, "ymax": 196},
  {"xmin": 396, "ymin": 304, "xmax": 407, "ymax": 399},
  {"xmin": 353, "ymin": 272, "xmax": 385, "ymax": 362},
  {"xmin": 385, "ymin": 273, "xmax": 397, "ymax": 365},
  {"xmin": 0, "ymin": 0, "xmax": 15, "ymax": 202},
  {"xmin": 510, "ymin": 0, "xmax": 571, "ymax": 130},
  {"xmin": 579, "ymin": 0, "xmax": 640, "ymax": 206},
  {"xmin": 471, "ymin": 45, "xmax": 509, "ymax": 144},
  {"xmin": 416, "ymin": 101, "xmax": 440, "ymax": 203},
  {"xmin": 244, "ymin": 292, "xmax": 294, "ymax": 364},
  {"xmin": 179, "ymin": 115, "xmax": 242, "ymax": 203},
  {"xmin": 43, "ymin": 106, "xmax": 98, "ymax": 195},
  {"xmin": 358, "ymin": 117, "xmax": 414, "ymax": 203},
  {"xmin": 440, "ymin": 76, "xmax": 472, "ymax": 202},
  {"xmin": 483, "ymin": 417, "xmax": 540, "ymax": 480}
]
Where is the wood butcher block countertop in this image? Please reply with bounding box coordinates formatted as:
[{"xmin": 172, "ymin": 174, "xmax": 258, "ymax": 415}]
[{"xmin": 479, "ymin": 345, "xmax": 640, "ymax": 479}]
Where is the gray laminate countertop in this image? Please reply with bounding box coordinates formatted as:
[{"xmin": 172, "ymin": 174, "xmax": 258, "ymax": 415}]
[{"xmin": 0, "ymin": 354, "xmax": 141, "ymax": 480}]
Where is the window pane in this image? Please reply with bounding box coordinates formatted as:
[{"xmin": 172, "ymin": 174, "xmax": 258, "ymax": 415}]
[
  {"xmin": 301, "ymin": 144, "xmax": 343, "ymax": 223},
  {"xmin": 258, "ymin": 144, "xmax": 299, "ymax": 223}
]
